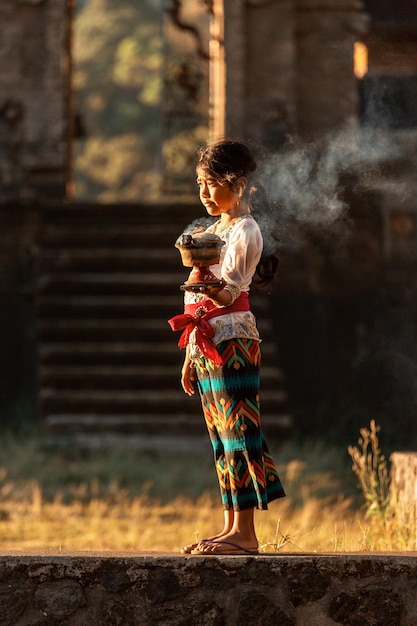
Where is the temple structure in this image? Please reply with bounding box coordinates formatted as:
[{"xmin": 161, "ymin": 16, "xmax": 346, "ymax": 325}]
[
  {"xmin": 209, "ymin": 0, "xmax": 367, "ymax": 143},
  {"xmin": 0, "ymin": 0, "xmax": 68, "ymax": 199},
  {"xmin": 1, "ymin": 0, "xmax": 417, "ymax": 441},
  {"xmin": 0, "ymin": 0, "xmax": 380, "ymax": 198}
]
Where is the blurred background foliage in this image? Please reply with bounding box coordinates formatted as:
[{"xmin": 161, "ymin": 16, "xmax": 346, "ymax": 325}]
[{"xmin": 73, "ymin": 0, "xmax": 209, "ymax": 202}]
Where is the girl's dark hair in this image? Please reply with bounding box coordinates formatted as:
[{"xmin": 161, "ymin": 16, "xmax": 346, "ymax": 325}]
[{"xmin": 197, "ymin": 139, "xmax": 279, "ymax": 290}]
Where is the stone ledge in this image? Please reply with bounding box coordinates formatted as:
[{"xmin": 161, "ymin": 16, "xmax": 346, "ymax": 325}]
[{"xmin": 1, "ymin": 551, "xmax": 417, "ymax": 625}]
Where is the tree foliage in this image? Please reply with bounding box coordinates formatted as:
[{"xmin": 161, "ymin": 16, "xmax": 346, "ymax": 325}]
[
  {"xmin": 74, "ymin": 0, "xmax": 209, "ymax": 202},
  {"xmin": 74, "ymin": 0, "xmax": 165, "ymax": 201}
]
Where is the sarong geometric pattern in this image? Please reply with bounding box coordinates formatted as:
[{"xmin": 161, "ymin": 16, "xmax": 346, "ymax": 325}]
[{"xmin": 195, "ymin": 338, "xmax": 286, "ymax": 511}]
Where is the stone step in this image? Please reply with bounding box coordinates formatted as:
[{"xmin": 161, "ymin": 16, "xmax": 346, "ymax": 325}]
[
  {"xmin": 39, "ymin": 365, "xmax": 182, "ymax": 389},
  {"xmin": 39, "ymin": 364, "xmax": 285, "ymax": 389},
  {"xmin": 45, "ymin": 432, "xmax": 212, "ymax": 452},
  {"xmin": 38, "ymin": 248, "xmax": 181, "ymax": 273},
  {"xmin": 41, "ymin": 201, "xmax": 201, "ymax": 226},
  {"xmin": 44, "ymin": 412, "xmax": 293, "ymax": 439},
  {"xmin": 37, "ymin": 319, "xmax": 176, "ymax": 342},
  {"xmin": 37, "ymin": 295, "xmax": 183, "ymax": 319},
  {"xmin": 38, "ymin": 341, "xmax": 186, "ymax": 366},
  {"xmin": 36, "ymin": 202, "xmax": 290, "ymax": 438},
  {"xmin": 38, "ymin": 340, "xmax": 278, "ymax": 366},
  {"xmin": 37, "ymin": 272, "xmax": 183, "ymax": 296},
  {"xmin": 37, "ymin": 294, "xmax": 272, "ymax": 319},
  {"xmin": 39, "ymin": 388, "xmax": 288, "ymax": 415},
  {"xmin": 45, "ymin": 413, "xmax": 207, "ymax": 436},
  {"xmin": 37, "ymin": 317, "xmax": 275, "ymax": 343},
  {"xmin": 40, "ymin": 224, "xmax": 186, "ymax": 249},
  {"xmin": 39, "ymin": 389, "xmax": 201, "ymax": 415}
]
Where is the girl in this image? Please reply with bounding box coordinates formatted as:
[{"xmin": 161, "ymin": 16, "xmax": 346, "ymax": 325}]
[{"xmin": 169, "ymin": 139, "xmax": 285, "ymax": 555}]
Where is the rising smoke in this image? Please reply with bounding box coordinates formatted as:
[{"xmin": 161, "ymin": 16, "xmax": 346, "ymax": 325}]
[
  {"xmin": 180, "ymin": 126, "xmax": 405, "ymax": 259},
  {"xmin": 257, "ymin": 127, "xmax": 401, "ymax": 255}
]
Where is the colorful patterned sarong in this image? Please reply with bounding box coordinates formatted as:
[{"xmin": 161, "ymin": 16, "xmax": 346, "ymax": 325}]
[{"xmin": 194, "ymin": 337, "xmax": 286, "ymax": 511}]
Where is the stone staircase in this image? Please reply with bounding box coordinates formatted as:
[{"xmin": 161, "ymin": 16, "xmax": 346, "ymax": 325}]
[{"xmin": 36, "ymin": 202, "xmax": 291, "ymax": 448}]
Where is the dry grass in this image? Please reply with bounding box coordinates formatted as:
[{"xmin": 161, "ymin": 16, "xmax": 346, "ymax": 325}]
[{"xmin": 0, "ymin": 431, "xmax": 413, "ymax": 553}]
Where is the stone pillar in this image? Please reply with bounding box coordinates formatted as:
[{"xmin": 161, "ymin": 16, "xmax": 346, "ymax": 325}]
[
  {"xmin": 209, "ymin": 0, "xmax": 246, "ymax": 140},
  {"xmin": 222, "ymin": 0, "xmax": 247, "ymax": 140},
  {"xmin": 210, "ymin": 0, "xmax": 367, "ymax": 146},
  {"xmin": 210, "ymin": 0, "xmax": 296, "ymax": 148},
  {"xmin": 295, "ymin": 0, "xmax": 368, "ymax": 140},
  {"xmin": 244, "ymin": 0, "xmax": 296, "ymax": 148},
  {"xmin": 208, "ymin": 0, "xmax": 226, "ymax": 139},
  {"xmin": 390, "ymin": 452, "xmax": 417, "ymax": 547},
  {"xmin": 0, "ymin": 0, "xmax": 68, "ymax": 200}
]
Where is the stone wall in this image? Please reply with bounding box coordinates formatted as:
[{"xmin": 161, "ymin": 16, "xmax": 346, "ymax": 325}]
[
  {"xmin": 0, "ymin": 202, "xmax": 40, "ymax": 413},
  {"xmin": 0, "ymin": 0, "xmax": 67, "ymax": 199},
  {"xmin": 0, "ymin": 0, "xmax": 68, "ymax": 412},
  {"xmin": 1, "ymin": 552, "xmax": 417, "ymax": 625}
]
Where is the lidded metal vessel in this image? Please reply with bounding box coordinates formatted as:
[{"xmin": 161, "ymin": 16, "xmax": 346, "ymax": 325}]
[{"xmin": 175, "ymin": 231, "xmax": 225, "ymax": 291}]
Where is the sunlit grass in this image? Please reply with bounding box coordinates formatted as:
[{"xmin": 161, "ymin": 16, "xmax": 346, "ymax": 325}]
[{"xmin": 0, "ymin": 431, "xmax": 414, "ymax": 553}]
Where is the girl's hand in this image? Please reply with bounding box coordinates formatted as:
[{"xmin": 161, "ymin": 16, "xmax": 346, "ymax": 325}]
[
  {"xmin": 181, "ymin": 359, "xmax": 196, "ymax": 396},
  {"xmin": 199, "ymin": 282, "xmax": 223, "ymax": 297},
  {"xmin": 199, "ymin": 280, "xmax": 232, "ymax": 306}
]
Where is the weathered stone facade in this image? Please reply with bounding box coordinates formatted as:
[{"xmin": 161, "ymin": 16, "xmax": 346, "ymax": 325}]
[
  {"xmin": 1, "ymin": 0, "xmax": 417, "ymax": 441},
  {"xmin": 295, "ymin": 0, "xmax": 367, "ymax": 139},
  {"xmin": 0, "ymin": 0, "xmax": 67, "ymax": 200},
  {"xmin": 0, "ymin": 0, "xmax": 68, "ymax": 410},
  {"xmin": 206, "ymin": 0, "xmax": 417, "ymax": 442},
  {"xmin": 211, "ymin": 0, "xmax": 368, "ymax": 144}
]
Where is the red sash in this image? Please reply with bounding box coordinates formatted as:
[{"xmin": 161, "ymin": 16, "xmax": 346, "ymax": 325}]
[{"xmin": 168, "ymin": 292, "xmax": 249, "ymax": 365}]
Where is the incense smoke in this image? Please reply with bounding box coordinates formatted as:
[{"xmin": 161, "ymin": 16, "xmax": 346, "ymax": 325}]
[
  {"xmin": 257, "ymin": 127, "xmax": 402, "ymax": 256},
  {"xmin": 181, "ymin": 126, "xmax": 405, "ymax": 261}
]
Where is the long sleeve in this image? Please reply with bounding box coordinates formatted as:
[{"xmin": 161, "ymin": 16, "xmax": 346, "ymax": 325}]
[{"xmin": 184, "ymin": 215, "xmax": 263, "ymax": 357}]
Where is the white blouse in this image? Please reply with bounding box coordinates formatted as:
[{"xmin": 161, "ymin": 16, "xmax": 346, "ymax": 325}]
[{"xmin": 185, "ymin": 214, "xmax": 263, "ymax": 360}]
